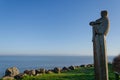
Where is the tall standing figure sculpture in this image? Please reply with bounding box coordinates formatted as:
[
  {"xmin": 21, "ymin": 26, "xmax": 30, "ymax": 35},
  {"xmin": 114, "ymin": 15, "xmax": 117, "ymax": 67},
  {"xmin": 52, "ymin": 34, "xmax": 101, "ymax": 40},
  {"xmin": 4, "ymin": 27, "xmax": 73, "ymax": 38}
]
[{"xmin": 89, "ymin": 10, "xmax": 110, "ymax": 80}]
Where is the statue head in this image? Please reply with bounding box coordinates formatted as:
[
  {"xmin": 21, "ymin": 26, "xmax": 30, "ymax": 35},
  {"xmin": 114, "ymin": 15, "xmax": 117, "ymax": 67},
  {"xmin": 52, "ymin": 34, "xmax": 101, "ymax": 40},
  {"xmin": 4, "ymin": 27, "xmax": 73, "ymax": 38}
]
[{"xmin": 101, "ymin": 10, "xmax": 108, "ymax": 18}]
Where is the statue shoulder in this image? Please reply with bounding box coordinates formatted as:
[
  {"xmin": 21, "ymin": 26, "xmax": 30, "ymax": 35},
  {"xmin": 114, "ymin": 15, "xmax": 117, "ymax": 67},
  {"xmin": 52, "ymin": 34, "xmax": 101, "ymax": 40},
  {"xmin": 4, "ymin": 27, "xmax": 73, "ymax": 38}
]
[
  {"xmin": 96, "ymin": 18, "xmax": 102, "ymax": 22},
  {"xmin": 102, "ymin": 17, "xmax": 109, "ymax": 25}
]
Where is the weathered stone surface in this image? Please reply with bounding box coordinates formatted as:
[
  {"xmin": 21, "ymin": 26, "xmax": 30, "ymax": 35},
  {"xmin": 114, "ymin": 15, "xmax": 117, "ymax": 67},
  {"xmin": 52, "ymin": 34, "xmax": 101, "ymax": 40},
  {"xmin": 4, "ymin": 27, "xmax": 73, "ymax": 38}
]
[
  {"xmin": 36, "ymin": 73, "xmax": 42, "ymax": 76},
  {"xmin": 2, "ymin": 76, "xmax": 14, "ymax": 80},
  {"xmin": 5, "ymin": 67, "xmax": 20, "ymax": 77},
  {"xmin": 46, "ymin": 70, "xmax": 53, "ymax": 74},
  {"xmin": 14, "ymin": 73, "xmax": 26, "ymax": 79},
  {"xmin": 53, "ymin": 67, "xmax": 61, "ymax": 73},
  {"xmin": 86, "ymin": 64, "xmax": 94, "ymax": 67},
  {"xmin": 24, "ymin": 69, "xmax": 36, "ymax": 76},
  {"xmin": 68, "ymin": 66, "xmax": 75, "ymax": 70},
  {"xmin": 62, "ymin": 67, "xmax": 70, "ymax": 71},
  {"xmin": 90, "ymin": 10, "xmax": 109, "ymax": 80},
  {"xmin": 80, "ymin": 65, "xmax": 86, "ymax": 67},
  {"xmin": 74, "ymin": 66, "xmax": 80, "ymax": 69},
  {"xmin": 112, "ymin": 55, "xmax": 120, "ymax": 73},
  {"xmin": 31, "ymin": 70, "xmax": 36, "ymax": 75},
  {"xmin": 24, "ymin": 70, "xmax": 30, "ymax": 74},
  {"xmin": 36, "ymin": 68, "xmax": 46, "ymax": 74}
]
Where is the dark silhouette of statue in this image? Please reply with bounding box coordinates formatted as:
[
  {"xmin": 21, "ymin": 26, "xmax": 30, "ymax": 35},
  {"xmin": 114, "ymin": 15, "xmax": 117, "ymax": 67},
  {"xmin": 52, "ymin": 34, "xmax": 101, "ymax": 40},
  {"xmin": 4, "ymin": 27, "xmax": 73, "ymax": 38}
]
[{"xmin": 89, "ymin": 10, "xmax": 110, "ymax": 80}]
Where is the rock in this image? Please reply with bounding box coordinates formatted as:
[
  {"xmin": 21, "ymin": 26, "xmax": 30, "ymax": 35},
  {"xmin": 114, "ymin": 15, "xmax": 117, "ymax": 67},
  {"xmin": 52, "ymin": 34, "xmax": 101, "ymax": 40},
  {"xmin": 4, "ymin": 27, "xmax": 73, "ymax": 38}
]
[
  {"xmin": 24, "ymin": 70, "xmax": 30, "ymax": 75},
  {"xmin": 68, "ymin": 65, "xmax": 75, "ymax": 70},
  {"xmin": 31, "ymin": 70, "xmax": 36, "ymax": 75},
  {"xmin": 14, "ymin": 73, "xmax": 26, "ymax": 79},
  {"xmin": 2, "ymin": 76, "xmax": 14, "ymax": 80},
  {"xmin": 35, "ymin": 69, "xmax": 40, "ymax": 74},
  {"xmin": 5, "ymin": 67, "xmax": 20, "ymax": 77},
  {"xmin": 75, "ymin": 66, "xmax": 80, "ymax": 69},
  {"xmin": 112, "ymin": 55, "xmax": 120, "ymax": 73},
  {"xmin": 62, "ymin": 67, "xmax": 70, "ymax": 71},
  {"xmin": 46, "ymin": 70, "xmax": 53, "ymax": 74},
  {"xmin": 36, "ymin": 73, "xmax": 42, "ymax": 76},
  {"xmin": 40, "ymin": 68, "xmax": 46, "ymax": 74},
  {"xmin": 36, "ymin": 68, "xmax": 46, "ymax": 74},
  {"xmin": 80, "ymin": 65, "xmax": 86, "ymax": 67},
  {"xmin": 53, "ymin": 67, "xmax": 61, "ymax": 73},
  {"xmin": 86, "ymin": 64, "xmax": 94, "ymax": 67},
  {"xmin": 24, "ymin": 69, "xmax": 36, "ymax": 76}
]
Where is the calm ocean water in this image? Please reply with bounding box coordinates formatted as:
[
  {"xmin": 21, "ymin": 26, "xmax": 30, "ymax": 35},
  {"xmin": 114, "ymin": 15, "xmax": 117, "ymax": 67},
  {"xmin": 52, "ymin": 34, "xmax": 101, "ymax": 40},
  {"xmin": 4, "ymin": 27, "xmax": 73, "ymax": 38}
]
[{"xmin": 0, "ymin": 56, "xmax": 114, "ymax": 77}]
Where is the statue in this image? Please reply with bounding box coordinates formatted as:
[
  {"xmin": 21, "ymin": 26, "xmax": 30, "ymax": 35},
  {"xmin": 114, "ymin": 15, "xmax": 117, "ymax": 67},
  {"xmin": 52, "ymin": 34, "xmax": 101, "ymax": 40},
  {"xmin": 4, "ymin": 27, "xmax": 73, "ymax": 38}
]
[{"xmin": 89, "ymin": 10, "xmax": 110, "ymax": 80}]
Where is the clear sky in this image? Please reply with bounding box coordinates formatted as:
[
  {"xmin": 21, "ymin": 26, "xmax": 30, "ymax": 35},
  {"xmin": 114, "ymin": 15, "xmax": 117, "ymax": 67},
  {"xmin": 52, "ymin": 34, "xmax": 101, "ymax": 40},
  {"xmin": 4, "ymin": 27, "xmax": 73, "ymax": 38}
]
[{"xmin": 0, "ymin": 0, "xmax": 120, "ymax": 56}]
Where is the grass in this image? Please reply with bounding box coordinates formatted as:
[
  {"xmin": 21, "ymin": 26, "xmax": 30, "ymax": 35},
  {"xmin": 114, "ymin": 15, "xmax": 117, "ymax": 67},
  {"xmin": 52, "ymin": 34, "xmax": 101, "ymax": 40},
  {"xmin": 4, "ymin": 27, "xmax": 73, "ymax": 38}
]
[
  {"xmin": 1, "ymin": 64, "xmax": 116, "ymax": 80},
  {"xmin": 20, "ymin": 64, "xmax": 115, "ymax": 80}
]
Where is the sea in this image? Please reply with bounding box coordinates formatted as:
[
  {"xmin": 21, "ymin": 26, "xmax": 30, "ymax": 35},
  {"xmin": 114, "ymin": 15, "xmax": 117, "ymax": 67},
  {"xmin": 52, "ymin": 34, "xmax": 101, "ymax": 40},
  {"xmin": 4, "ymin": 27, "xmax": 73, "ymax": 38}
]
[{"xmin": 0, "ymin": 56, "xmax": 115, "ymax": 77}]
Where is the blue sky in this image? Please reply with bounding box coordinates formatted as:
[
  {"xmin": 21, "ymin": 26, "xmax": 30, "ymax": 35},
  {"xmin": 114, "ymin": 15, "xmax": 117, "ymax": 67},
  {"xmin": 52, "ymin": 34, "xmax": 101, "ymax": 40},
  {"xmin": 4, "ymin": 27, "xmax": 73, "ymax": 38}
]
[{"xmin": 0, "ymin": 0, "xmax": 120, "ymax": 56}]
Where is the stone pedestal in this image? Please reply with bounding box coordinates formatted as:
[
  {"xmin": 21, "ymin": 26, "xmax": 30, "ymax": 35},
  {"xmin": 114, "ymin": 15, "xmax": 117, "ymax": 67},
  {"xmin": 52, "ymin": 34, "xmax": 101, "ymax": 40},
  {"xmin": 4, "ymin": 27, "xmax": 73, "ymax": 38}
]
[{"xmin": 93, "ymin": 32, "xmax": 108, "ymax": 80}]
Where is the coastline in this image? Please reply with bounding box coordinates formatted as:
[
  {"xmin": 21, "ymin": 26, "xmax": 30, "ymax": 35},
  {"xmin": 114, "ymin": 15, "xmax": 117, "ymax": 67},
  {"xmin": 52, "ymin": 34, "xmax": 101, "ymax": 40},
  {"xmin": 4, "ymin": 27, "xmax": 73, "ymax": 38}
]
[
  {"xmin": 1, "ymin": 63, "xmax": 114, "ymax": 80},
  {"xmin": 0, "ymin": 56, "xmax": 114, "ymax": 78},
  {"xmin": 2, "ymin": 64, "xmax": 94, "ymax": 79}
]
